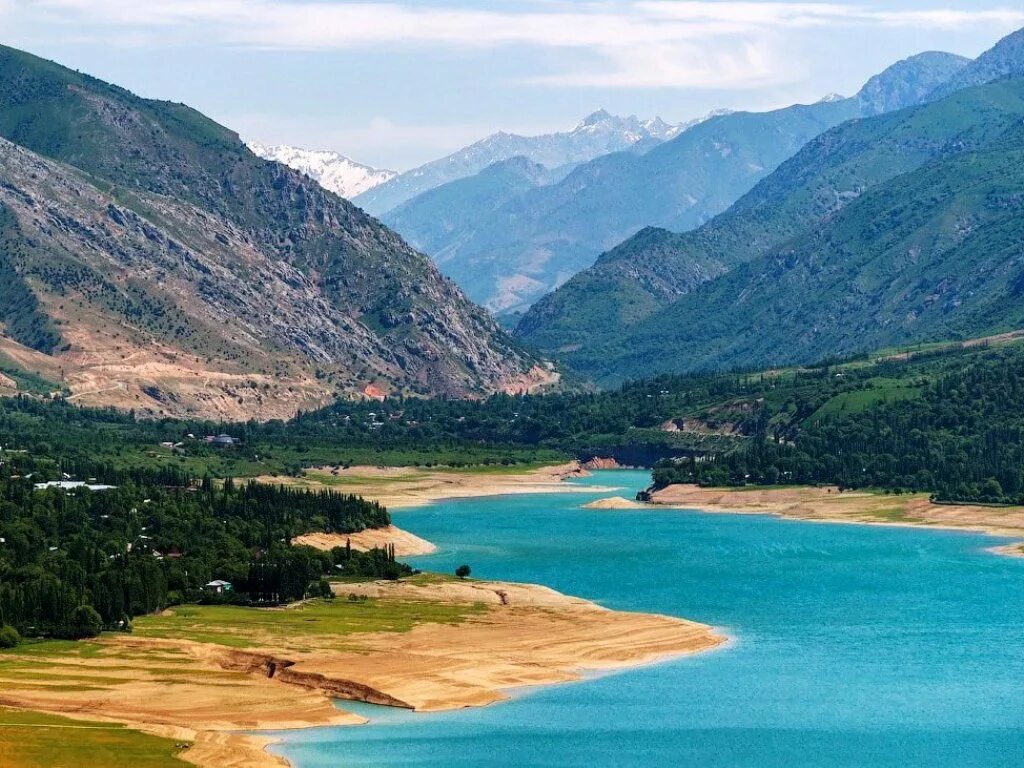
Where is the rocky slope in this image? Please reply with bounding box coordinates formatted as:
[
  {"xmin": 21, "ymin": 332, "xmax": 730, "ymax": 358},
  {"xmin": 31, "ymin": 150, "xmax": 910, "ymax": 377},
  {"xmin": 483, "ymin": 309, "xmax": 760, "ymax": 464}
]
[
  {"xmin": 929, "ymin": 28, "xmax": 1024, "ymax": 99},
  {"xmin": 0, "ymin": 44, "xmax": 549, "ymax": 418},
  {"xmin": 391, "ymin": 53, "xmax": 968, "ymax": 314},
  {"xmin": 247, "ymin": 142, "xmax": 396, "ymax": 199},
  {"xmin": 353, "ymin": 110, "xmax": 687, "ymax": 216}
]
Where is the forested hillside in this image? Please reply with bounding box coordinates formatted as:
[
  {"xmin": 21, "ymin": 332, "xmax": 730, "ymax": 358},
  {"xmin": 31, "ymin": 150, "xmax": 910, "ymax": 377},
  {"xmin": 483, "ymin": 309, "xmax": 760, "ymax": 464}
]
[
  {"xmin": 563, "ymin": 83, "xmax": 1024, "ymax": 383},
  {"xmin": 518, "ymin": 76, "xmax": 1024, "ymax": 353},
  {"xmin": 653, "ymin": 342, "xmax": 1024, "ymax": 505},
  {"xmin": 518, "ymin": 30, "xmax": 1024, "ymax": 370},
  {"xmin": 0, "ymin": 467, "xmax": 403, "ymax": 640}
]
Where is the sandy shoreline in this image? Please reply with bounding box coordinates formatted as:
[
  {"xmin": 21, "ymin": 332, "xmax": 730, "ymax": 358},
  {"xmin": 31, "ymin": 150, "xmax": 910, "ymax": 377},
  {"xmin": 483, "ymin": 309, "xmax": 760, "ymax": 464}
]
[
  {"xmin": 11, "ymin": 466, "xmax": 1022, "ymax": 767},
  {"xmin": 1, "ymin": 576, "xmax": 722, "ymax": 768},
  {"xmin": 256, "ymin": 461, "xmax": 618, "ymax": 510},
  {"xmin": 293, "ymin": 524, "xmax": 438, "ymax": 556},
  {"xmin": 646, "ymin": 484, "xmax": 1024, "ymax": 555}
]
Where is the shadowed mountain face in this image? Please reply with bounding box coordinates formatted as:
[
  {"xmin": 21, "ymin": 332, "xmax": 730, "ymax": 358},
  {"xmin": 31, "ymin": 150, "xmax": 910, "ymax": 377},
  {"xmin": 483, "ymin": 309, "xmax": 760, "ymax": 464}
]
[
  {"xmin": 383, "ymin": 52, "xmax": 968, "ymax": 315},
  {"xmin": 0, "ymin": 45, "xmax": 549, "ymax": 418},
  {"xmin": 520, "ymin": 77, "xmax": 1024, "ymax": 385}
]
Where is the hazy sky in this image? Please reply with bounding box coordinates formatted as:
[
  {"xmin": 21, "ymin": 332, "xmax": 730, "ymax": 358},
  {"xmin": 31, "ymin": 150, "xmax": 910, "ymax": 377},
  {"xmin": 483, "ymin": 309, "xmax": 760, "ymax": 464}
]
[{"xmin": 2, "ymin": 1, "xmax": 1022, "ymax": 170}]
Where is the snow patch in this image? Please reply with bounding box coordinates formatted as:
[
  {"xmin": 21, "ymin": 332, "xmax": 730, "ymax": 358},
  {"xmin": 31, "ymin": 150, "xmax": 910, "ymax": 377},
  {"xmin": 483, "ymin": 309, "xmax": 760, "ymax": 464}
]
[{"xmin": 248, "ymin": 142, "xmax": 397, "ymax": 199}]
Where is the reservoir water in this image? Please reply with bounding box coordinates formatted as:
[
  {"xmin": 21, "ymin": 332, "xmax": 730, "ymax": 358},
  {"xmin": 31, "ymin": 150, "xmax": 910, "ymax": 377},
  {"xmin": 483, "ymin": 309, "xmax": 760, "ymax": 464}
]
[{"xmin": 271, "ymin": 470, "xmax": 1024, "ymax": 767}]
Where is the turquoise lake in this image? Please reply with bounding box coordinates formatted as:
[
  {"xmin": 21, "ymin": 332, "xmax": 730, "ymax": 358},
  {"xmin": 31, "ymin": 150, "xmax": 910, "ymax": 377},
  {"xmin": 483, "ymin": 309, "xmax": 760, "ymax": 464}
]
[{"xmin": 271, "ymin": 470, "xmax": 1024, "ymax": 767}]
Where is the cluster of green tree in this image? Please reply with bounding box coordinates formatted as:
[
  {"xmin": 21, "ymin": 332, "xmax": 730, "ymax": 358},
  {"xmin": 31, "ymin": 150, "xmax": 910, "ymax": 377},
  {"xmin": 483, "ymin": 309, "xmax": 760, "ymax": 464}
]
[
  {"xmin": 8, "ymin": 332, "xmax": 1024, "ymax": 507},
  {"xmin": 0, "ymin": 469, "xmax": 393, "ymax": 638},
  {"xmin": 652, "ymin": 345, "xmax": 1024, "ymax": 505},
  {"xmin": 331, "ymin": 542, "xmax": 412, "ymax": 581}
]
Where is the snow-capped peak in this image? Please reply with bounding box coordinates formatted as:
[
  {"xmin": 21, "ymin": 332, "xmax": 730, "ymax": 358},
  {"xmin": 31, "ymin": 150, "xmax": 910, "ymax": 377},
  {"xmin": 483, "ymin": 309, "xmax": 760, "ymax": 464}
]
[
  {"xmin": 817, "ymin": 92, "xmax": 846, "ymax": 103},
  {"xmin": 569, "ymin": 110, "xmax": 685, "ymax": 142},
  {"xmin": 574, "ymin": 109, "xmax": 615, "ymax": 130},
  {"xmin": 247, "ymin": 142, "xmax": 397, "ymax": 199}
]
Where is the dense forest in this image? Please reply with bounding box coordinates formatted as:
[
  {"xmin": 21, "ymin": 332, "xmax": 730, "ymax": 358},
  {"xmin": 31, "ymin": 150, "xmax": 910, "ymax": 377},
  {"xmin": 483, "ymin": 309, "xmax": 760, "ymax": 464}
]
[
  {"xmin": 0, "ymin": 465, "xmax": 401, "ymax": 639},
  {"xmin": 652, "ymin": 345, "xmax": 1024, "ymax": 504}
]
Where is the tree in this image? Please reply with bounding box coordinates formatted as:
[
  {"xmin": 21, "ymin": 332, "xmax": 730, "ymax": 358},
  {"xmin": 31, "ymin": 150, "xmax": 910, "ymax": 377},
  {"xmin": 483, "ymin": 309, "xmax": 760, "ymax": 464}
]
[
  {"xmin": 0, "ymin": 625, "xmax": 20, "ymax": 649},
  {"xmin": 455, "ymin": 564, "xmax": 471, "ymax": 579}
]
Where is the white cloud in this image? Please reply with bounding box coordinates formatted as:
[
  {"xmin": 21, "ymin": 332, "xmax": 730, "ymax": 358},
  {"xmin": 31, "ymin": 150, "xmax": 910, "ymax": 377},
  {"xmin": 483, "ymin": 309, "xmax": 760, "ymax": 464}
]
[{"xmin": 13, "ymin": 1, "xmax": 1024, "ymax": 89}]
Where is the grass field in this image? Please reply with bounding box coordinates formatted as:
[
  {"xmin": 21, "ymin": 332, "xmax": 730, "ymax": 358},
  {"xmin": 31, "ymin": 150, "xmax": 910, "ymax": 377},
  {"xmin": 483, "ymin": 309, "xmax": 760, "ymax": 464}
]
[
  {"xmin": 133, "ymin": 598, "xmax": 486, "ymax": 649},
  {"xmin": 0, "ymin": 708, "xmax": 187, "ymax": 768},
  {"xmin": 112, "ymin": 443, "xmax": 568, "ymax": 481},
  {"xmin": 807, "ymin": 378, "xmax": 923, "ymax": 421}
]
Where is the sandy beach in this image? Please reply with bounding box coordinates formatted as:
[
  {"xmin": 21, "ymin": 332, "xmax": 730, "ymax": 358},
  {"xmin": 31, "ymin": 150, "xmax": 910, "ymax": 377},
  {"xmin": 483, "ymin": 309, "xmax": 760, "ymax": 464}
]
[
  {"xmin": 293, "ymin": 524, "xmax": 438, "ymax": 556},
  {"xmin": 584, "ymin": 496, "xmax": 646, "ymax": 509},
  {"xmin": 0, "ymin": 577, "xmax": 723, "ymax": 768},
  {"xmin": 647, "ymin": 484, "xmax": 1024, "ymax": 553},
  {"xmin": 257, "ymin": 462, "xmax": 614, "ymax": 509}
]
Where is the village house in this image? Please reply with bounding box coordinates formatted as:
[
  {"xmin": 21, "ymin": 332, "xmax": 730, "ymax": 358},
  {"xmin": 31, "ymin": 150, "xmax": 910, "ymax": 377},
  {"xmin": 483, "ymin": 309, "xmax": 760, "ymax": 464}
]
[{"xmin": 204, "ymin": 580, "xmax": 233, "ymax": 596}]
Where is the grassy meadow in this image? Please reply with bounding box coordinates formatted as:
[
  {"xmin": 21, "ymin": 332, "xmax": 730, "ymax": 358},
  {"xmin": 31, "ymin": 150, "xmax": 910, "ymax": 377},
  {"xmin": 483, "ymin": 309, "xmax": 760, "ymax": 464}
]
[{"xmin": 0, "ymin": 708, "xmax": 187, "ymax": 768}]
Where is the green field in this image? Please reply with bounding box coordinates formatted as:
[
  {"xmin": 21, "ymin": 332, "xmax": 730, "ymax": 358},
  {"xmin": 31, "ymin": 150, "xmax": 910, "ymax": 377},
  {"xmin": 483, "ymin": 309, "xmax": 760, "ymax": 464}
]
[
  {"xmin": 806, "ymin": 378, "xmax": 923, "ymax": 421},
  {"xmin": 133, "ymin": 599, "xmax": 486, "ymax": 649},
  {"xmin": 105, "ymin": 443, "xmax": 568, "ymax": 480},
  {"xmin": 0, "ymin": 708, "xmax": 187, "ymax": 768}
]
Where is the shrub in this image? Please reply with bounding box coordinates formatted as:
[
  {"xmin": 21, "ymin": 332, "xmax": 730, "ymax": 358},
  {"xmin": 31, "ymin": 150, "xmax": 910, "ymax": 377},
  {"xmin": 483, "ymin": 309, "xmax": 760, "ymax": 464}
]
[
  {"xmin": 64, "ymin": 605, "xmax": 103, "ymax": 640},
  {"xmin": 0, "ymin": 625, "xmax": 21, "ymax": 649},
  {"xmin": 455, "ymin": 564, "xmax": 471, "ymax": 579}
]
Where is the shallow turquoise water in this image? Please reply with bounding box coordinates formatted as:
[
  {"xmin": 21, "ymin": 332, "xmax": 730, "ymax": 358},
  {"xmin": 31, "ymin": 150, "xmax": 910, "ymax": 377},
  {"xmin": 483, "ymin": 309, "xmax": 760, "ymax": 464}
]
[{"xmin": 271, "ymin": 471, "xmax": 1024, "ymax": 767}]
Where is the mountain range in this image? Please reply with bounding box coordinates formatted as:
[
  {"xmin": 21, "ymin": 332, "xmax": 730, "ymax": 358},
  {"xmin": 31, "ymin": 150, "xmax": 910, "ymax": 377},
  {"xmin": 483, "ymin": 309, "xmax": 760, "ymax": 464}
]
[
  {"xmin": 247, "ymin": 142, "xmax": 396, "ymax": 199},
  {"xmin": 0, "ymin": 44, "xmax": 550, "ymax": 419},
  {"xmin": 517, "ymin": 28, "xmax": 1024, "ymax": 385},
  {"xmin": 381, "ymin": 52, "xmax": 968, "ymax": 314},
  {"xmin": 352, "ymin": 109, "xmax": 690, "ymax": 217}
]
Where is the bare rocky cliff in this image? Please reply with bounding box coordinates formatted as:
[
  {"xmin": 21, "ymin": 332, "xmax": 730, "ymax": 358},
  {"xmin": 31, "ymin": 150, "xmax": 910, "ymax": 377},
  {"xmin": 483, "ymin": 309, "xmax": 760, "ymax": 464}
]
[{"xmin": 0, "ymin": 45, "xmax": 552, "ymax": 418}]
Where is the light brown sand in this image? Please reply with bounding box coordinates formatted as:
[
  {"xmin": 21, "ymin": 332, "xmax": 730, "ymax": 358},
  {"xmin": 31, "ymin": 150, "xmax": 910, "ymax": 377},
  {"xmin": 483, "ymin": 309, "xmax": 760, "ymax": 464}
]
[
  {"xmin": 1, "ymin": 578, "xmax": 722, "ymax": 768},
  {"xmin": 0, "ymin": 638, "xmax": 359, "ymax": 768},
  {"xmin": 583, "ymin": 496, "xmax": 646, "ymax": 509},
  {"xmin": 648, "ymin": 484, "xmax": 1024, "ymax": 553},
  {"xmin": 293, "ymin": 525, "xmax": 437, "ymax": 556},
  {"xmin": 258, "ymin": 462, "xmax": 616, "ymax": 509},
  {"xmin": 986, "ymin": 542, "xmax": 1024, "ymax": 558},
  {"xmin": 293, "ymin": 579, "xmax": 724, "ymax": 711}
]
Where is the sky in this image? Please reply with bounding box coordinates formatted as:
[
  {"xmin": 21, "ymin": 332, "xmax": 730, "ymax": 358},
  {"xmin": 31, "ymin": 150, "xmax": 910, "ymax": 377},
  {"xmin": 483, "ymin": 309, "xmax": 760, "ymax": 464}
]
[{"xmin": 1, "ymin": 1, "xmax": 1022, "ymax": 171}]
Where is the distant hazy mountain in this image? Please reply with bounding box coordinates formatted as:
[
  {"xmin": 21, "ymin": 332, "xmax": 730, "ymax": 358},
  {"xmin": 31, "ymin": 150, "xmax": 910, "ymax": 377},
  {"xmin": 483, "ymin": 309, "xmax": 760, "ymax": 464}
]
[
  {"xmin": 353, "ymin": 110, "xmax": 689, "ymax": 216},
  {"xmin": 0, "ymin": 44, "xmax": 545, "ymax": 419},
  {"xmin": 516, "ymin": 50, "xmax": 971, "ymax": 350},
  {"xmin": 248, "ymin": 142, "xmax": 396, "ymax": 199},
  {"xmin": 391, "ymin": 52, "xmax": 967, "ymax": 315},
  {"xmin": 384, "ymin": 156, "xmax": 569, "ymax": 269}
]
